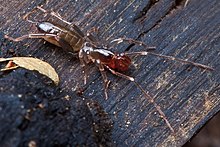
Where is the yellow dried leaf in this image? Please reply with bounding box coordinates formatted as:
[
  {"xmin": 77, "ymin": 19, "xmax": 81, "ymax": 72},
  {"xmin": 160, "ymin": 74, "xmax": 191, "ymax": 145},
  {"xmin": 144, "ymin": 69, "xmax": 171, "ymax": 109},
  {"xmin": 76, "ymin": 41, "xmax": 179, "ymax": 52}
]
[{"xmin": 0, "ymin": 57, "xmax": 59, "ymax": 85}]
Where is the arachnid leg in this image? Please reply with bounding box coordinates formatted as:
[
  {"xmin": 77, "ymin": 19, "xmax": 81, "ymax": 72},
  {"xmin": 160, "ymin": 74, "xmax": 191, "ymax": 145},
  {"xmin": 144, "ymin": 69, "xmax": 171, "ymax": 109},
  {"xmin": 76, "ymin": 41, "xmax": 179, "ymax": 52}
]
[
  {"xmin": 23, "ymin": 6, "xmax": 70, "ymax": 25},
  {"xmin": 184, "ymin": 0, "xmax": 190, "ymax": 7},
  {"xmin": 111, "ymin": 37, "xmax": 155, "ymax": 51},
  {"xmin": 111, "ymin": 38, "xmax": 214, "ymax": 71},
  {"xmin": 36, "ymin": 6, "xmax": 72, "ymax": 25},
  {"xmin": 97, "ymin": 62, "xmax": 110, "ymax": 99},
  {"xmin": 79, "ymin": 54, "xmax": 87, "ymax": 85},
  {"xmin": 4, "ymin": 33, "xmax": 57, "ymax": 42},
  {"xmin": 123, "ymin": 51, "xmax": 214, "ymax": 71},
  {"xmin": 105, "ymin": 65, "xmax": 175, "ymax": 133}
]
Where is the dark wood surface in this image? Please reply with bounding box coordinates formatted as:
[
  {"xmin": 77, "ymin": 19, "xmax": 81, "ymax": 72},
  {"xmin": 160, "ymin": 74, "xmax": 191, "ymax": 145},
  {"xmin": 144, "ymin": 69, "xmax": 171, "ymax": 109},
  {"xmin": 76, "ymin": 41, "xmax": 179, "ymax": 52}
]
[
  {"xmin": 184, "ymin": 111, "xmax": 220, "ymax": 147},
  {"xmin": 0, "ymin": 0, "xmax": 219, "ymax": 146}
]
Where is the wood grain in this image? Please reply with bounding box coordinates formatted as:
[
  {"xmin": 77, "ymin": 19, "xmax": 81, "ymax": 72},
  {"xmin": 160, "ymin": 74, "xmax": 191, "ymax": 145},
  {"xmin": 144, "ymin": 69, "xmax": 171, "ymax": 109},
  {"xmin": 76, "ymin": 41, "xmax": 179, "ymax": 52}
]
[{"xmin": 0, "ymin": 0, "xmax": 219, "ymax": 146}]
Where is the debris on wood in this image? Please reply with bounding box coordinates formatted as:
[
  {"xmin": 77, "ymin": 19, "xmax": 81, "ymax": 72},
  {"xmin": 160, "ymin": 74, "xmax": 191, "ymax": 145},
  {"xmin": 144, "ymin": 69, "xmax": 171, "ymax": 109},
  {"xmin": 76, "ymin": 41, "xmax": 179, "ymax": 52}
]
[{"xmin": 0, "ymin": 57, "xmax": 59, "ymax": 85}]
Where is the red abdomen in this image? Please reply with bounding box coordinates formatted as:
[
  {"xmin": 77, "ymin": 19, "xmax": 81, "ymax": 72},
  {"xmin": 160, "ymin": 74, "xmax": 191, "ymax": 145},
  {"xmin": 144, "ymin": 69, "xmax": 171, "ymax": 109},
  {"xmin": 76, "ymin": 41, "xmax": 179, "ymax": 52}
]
[{"xmin": 107, "ymin": 55, "xmax": 131, "ymax": 71}]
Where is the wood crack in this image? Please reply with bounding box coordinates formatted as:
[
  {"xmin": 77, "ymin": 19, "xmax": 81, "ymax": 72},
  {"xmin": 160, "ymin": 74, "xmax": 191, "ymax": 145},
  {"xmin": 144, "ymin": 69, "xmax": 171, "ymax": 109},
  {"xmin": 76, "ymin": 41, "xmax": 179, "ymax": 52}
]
[{"xmin": 133, "ymin": 0, "xmax": 159, "ymax": 22}]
